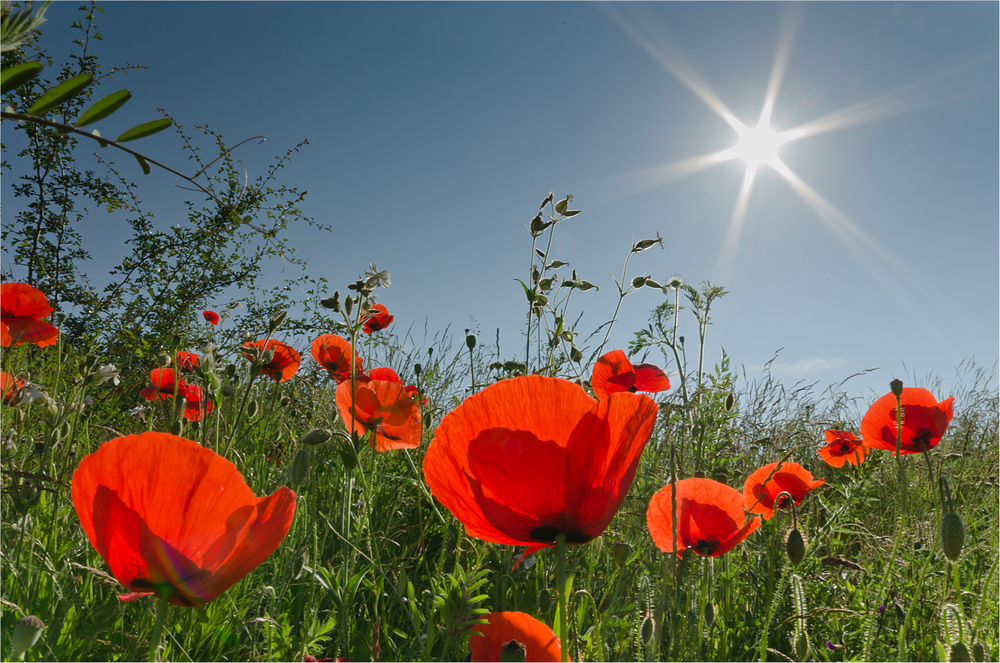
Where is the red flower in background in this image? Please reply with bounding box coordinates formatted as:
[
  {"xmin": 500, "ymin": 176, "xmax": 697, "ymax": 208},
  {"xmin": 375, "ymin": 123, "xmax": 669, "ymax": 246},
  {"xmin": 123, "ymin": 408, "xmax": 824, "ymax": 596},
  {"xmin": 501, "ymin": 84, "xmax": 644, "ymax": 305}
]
[
  {"xmin": 176, "ymin": 351, "xmax": 200, "ymax": 373},
  {"xmin": 243, "ymin": 339, "xmax": 301, "ymax": 382},
  {"xmin": 423, "ymin": 375, "xmax": 658, "ymax": 560},
  {"xmin": 179, "ymin": 383, "xmax": 214, "ymax": 422},
  {"xmin": 860, "ymin": 388, "xmax": 955, "ymax": 455},
  {"xmin": 366, "ymin": 366, "xmax": 427, "ymax": 406},
  {"xmin": 1, "ymin": 372, "xmax": 25, "ymax": 404},
  {"xmin": 71, "ymin": 432, "xmax": 296, "ymax": 607},
  {"xmin": 818, "ymin": 430, "xmax": 866, "ymax": 468},
  {"xmin": 310, "ymin": 334, "xmax": 363, "ymax": 383},
  {"xmin": 743, "ymin": 462, "xmax": 825, "ymax": 520},
  {"xmin": 362, "ymin": 303, "xmax": 393, "ymax": 334},
  {"xmin": 202, "ymin": 310, "xmax": 220, "ymax": 325},
  {"xmin": 591, "ymin": 349, "xmax": 670, "ymax": 401},
  {"xmin": 336, "ymin": 379, "xmax": 421, "ymax": 451},
  {"xmin": 470, "ymin": 611, "xmax": 564, "ymax": 662},
  {"xmin": 647, "ymin": 478, "xmax": 760, "ymax": 557},
  {"xmin": 139, "ymin": 368, "xmax": 181, "ymax": 401},
  {"xmin": 1, "ymin": 282, "xmax": 59, "ymax": 348}
]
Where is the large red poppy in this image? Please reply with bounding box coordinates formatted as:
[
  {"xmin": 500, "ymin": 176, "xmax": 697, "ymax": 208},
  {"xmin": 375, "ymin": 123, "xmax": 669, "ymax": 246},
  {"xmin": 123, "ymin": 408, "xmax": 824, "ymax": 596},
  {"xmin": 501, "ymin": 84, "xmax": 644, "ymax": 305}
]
[
  {"xmin": 860, "ymin": 388, "xmax": 955, "ymax": 455},
  {"xmin": 0, "ymin": 282, "xmax": 59, "ymax": 348},
  {"xmin": 336, "ymin": 378, "xmax": 421, "ymax": 451},
  {"xmin": 366, "ymin": 366, "xmax": 427, "ymax": 406},
  {"xmin": 139, "ymin": 368, "xmax": 181, "ymax": 401},
  {"xmin": 817, "ymin": 430, "xmax": 866, "ymax": 468},
  {"xmin": 202, "ymin": 310, "xmax": 220, "ymax": 325},
  {"xmin": 743, "ymin": 462, "xmax": 825, "ymax": 520},
  {"xmin": 310, "ymin": 334, "xmax": 363, "ymax": 383},
  {"xmin": 175, "ymin": 351, "xmax": 200, "ymax": 373},
  {"xmin": 361, "ymin": 303, "xmax": 393, "ymax": 334},
  {"xmin": 423, "ymin": 375, "xmax": 658, "ymax": 558},
  {"xmin": 1, "ymin": 372, "xmax": 25, "ymax": 405},
  {"xmin": 243, "ymin": 339, "xmax": 301, "ymax": 382},
  {"xmin": 470, "ymin": 611, "xmax": 564, "ymax": 662},
  {"xmin": 591, "ymin": 350, "xmax": 670, "ymax": 401},
  {"xmin": 647, "ymin": 478, "xmax": 760, "ymax": 557},
  {"xmin": 179, "ymin": 384, "xmax": 214, "ymax": 422},
  {"xmin": 71, "ymin": 432, "xmax": 296, "ymax": 607}
]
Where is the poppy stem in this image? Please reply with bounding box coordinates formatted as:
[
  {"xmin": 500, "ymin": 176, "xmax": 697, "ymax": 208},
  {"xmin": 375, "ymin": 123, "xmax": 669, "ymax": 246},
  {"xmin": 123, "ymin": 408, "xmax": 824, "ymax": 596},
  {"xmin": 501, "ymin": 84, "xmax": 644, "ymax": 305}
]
[
  {"xmin": 556, "ymin": 534, "xmax": 569, "ymax": 663},
  {"xmin": 893, "ymin": 393, "xmax": 909, "ymax": 516},
  {"xmin": 147, "ymin": 593, "xmax": 170, "ymax": 662}
]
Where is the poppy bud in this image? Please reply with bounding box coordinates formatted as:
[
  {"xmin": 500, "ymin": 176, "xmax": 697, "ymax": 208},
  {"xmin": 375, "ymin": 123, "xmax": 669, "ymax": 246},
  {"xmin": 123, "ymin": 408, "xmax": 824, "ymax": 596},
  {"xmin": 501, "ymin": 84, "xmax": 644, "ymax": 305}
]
[
  {"xmin": 795, "ymin": 632, "xmax": 810, "ymax": 661},
  {"xmin": 290, "ymin": 448, "xmax": 310, "ymax": 486},
  {"xmin": 156, "ymin": 353, "xmax": 171, "ymax": 367},
  {"xmin": 280, "ymin": 396, "xmax": 291, "ymax": 407},
  {"xmin": 950, "ymin": 641, "xmax": 972, "ymax": 662},
  {"xmin": 890, "ymin": 379, "xmax": 904, "ymax": 397},
  {"xmin": 414, "ymin": 363, "xmax": 422, "ymax": 377},
  {"xmin": 11, "ymin": 615, "xmax": 44, "ymax": 661},
  {"xmin": 268, "ymin": 310, "xmax": 287, "ymax": 331},
  {"xmin": 786, "ymin": 528, "xmax": 806, "ymax": 566},
  {"xmin": 941, "ymin": 512, "xmax": 965, "ymax": 562},
  {"xmin": 704, "ymin": 602, "xmax": 715, "ymax": 628},
  {"xmin": 300, "ymin": 428, "xmax": 332, "ymax": 447},
  {"xmin": 972, "ymin": 642, "xmax": 985, "ymax": 662},
  {"xmin": 221, "ymin": 384, "xmax": 235, "ymax": 398},
  {"xmin": 226, "ymin": 364, "xmax": 238, "ymax": 379},
  {"xmin": 631, "ymin": 276, "xmax": 648, "ymax": 288},
  {"xmin": 500, "ymin": 639, "xmax": 528, "ymax": 663},
  {"xmin": 170, "ymin": 419, "xmax": 183, "ymax": 436},
  {"xmin": 344, "ymin": 295, "xmax": 353, "ymax": 317},
  {"xmin": 466, "ymin": 333, "xmax": 477, "ymax": 351},
  {"xmin": 2, "ymin": 432, "xmax": 16, "ymax": 461},
  {"xmin": 640, "ymin": 612, "xmax": 656, "ymax": 647},
  {"xmin": 247, "ymin": 399, "xmax": 259, "ymax": 418},
  {"xmin": 725, "ymin": 393, "xmax": 735, "ymax": 412}
]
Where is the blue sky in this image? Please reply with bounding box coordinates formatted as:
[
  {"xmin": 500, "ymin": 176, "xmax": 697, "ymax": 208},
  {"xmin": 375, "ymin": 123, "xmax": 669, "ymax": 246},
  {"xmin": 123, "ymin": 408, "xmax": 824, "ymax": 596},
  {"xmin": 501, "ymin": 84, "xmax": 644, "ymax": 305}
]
[{"xmin": 5, "ymin": 2, "xmax": 998, "ymax": 403}]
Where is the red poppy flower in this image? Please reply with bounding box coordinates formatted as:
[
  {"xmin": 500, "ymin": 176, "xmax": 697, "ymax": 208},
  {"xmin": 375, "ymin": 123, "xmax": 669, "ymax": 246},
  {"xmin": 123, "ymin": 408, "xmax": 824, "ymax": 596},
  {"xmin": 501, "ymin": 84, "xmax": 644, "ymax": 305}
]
[
  {"xmin": 591, "ymin": 350, "xmax": 670, "ymax": 400},
  {"xmin": 365, "ymin": 367, "xmax": 427, "ymax": 405},
  {"xmin": 743, "ymin": 462, "xmax": 825, "ymax": 520},
  {"xmin": 0, "ymin": 282, "xmax": 59, "ymax": 348},
  {"xmin": 817, "ymin": 430, "xmax": 866, "ymax": 468},
  {"xmin": 1, "ymin": 372, "xmax": 25, "ymax": 405},
  {"xmin": 336, "ymin": 379, "xmax": 421, "ymax": 451},
  {"xmin": 175, "ymin": 351, "xmax": 200, "ymax": 373},
  {"xmin": 179, "ymin": 383, "xmax": 214, "ymax": 422},
  {"xmin": 647, "ymin": 478, "xmax": 761, "ymax": 557},
  {"xmin": 311, "ymin": 334, "xmax": 363, "ymax": 383},
  {"xmin": 362, "ymin": 303, "xmax": 394, "ymax": 334},
  {"xmin": 71, "ymin": 432, "xmax": 296, "ymax": 607},
  {"xmin": 243, "ymin": 339, "xmax": 301, "ymax": 383},
  {"xmin": 139, "ymin": 368, "xmax": 182, "ymax": 401},
  {"xmin": 202, "ymin": 310, "xmax": 220, "ymax": 325},
  {"xmin": 470, "ymin": 611, "xmax": 564, "ymax": 662},
  {"xmin": 423, "ymin": 375, "xmax": 658, "ymax": 559},
  {"xmin": 860, "ymin": 388, "xmax": 955, "ymax": 455}
]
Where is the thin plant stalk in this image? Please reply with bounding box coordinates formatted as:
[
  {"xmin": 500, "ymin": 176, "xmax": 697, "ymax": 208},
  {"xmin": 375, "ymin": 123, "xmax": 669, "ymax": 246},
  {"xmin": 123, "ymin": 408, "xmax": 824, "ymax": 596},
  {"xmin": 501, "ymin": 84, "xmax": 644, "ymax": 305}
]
[
  {"xmin": 148, "ymin": 593, "xmax": 170, "ymax": 662},
  {"xmin": 556, "ymin": 534, "xmax": 569, "ymax": 663}
]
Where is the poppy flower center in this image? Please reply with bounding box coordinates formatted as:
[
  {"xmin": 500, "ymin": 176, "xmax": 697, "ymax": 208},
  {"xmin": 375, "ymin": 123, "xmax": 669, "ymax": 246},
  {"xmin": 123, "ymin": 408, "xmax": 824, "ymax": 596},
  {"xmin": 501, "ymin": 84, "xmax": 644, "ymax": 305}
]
[
  {"xmin": 910, "ymin": 430, "xmax": 933, "ymax": 451},
  {"xmin": 694, "ymin": 539, "xmax": 720, "ymax": 555},
  {"xmin": 835, "ymin": 442, "xmax": 853, "ymax": 454},
  {"xmin": 528, "ymin": 526, "xmax": 591, "ymax": 544}
]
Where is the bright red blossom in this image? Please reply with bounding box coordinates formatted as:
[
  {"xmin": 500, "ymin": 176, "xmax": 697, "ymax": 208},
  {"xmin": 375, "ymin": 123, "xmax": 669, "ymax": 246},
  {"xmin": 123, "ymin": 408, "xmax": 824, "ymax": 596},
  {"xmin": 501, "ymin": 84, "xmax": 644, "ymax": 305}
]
[
  {"xmin": 362, "ymin": 303, "xmax": 393, "ymax": 334},
  {"xmin": 1, "ymin": 282, "xmax": 59, "ymax": 348},
  {"xmin": 71, "ymin": 432, "xmax": 295, "ymax": 607},
  {"xmin": 179, "ymin": 383, "xmax": 214, "ymax": 422},
  {"xmin": 336, "ymin": 379, "xmax": 421, "ymax": 451},
  {"xmin": 591, "ymin": 349, "xmax": 670, "ymax": 400},
  {"xmin": 202, "ymin": 310, "xmax": 220, "ymax": 325},
  {"xmin": 366, "ymin": 367, "xmax": 427, "ymax": 406},
  {"xmin": 1, "ymin": 372, "xmax": 25, "ymax": 405},
  {"xmin": 423, "ymin": 375, "xmax": 658, "ymax": 560},
  {"xmin": 243, "ymin": 339, "xmax": 301, "ymax": 382},
  {"xmin": 176, "ymin": 351, "xmax": 200, "ymax": 372},
  {"xmin": 860, "ymin": 387, "xmax": 955, "ymax": 455},
  {"xmin": 647, "ymin": 478, "xmax": 761, "ymax": 557},
  {"xmin": 818, "ymin": 430, "xmax": 866, "ymax": 468},
  {"xmin": 310, "ymin": 334, "xmax": 362, "ymax": 383},
  {"xmin": 470, "ymin": 611, "xmax": 564, "ymax": 662},
  {"xmin": 139, "ymin": 368, "xmax": 181, "ymax": 401},
  {"xmin": 743, "ymin": 462, "xmax": 825, "ymax": 520}
]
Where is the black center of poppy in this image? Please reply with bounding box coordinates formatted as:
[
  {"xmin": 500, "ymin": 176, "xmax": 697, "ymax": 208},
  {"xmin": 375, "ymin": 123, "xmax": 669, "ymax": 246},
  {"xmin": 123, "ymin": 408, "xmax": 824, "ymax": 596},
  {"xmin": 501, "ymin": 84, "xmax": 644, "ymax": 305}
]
[
  {"xmin": 835, "ymin": 442, "xmax": 853, "ymax": 454},
  {"xmin": 694, "ymin": 540, "xmax": 720, "ymax": 555},
  {"xmin": 529, "ymin": 526, "xmax": 591, "ymax": 544},
  {"xmin": 776, "ymin": 494, "xmax": 793, "ymax": 509},
  {"xmin": 910, "ymin": 430, "xmax": 932, "ymax": 451}
]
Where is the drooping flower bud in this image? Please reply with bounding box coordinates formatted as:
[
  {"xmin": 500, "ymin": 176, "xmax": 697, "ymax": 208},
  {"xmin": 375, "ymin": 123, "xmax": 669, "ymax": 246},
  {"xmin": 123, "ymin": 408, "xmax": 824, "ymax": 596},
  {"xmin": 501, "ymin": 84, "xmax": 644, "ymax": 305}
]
[
  {"xmin": 786, "ymin": 528, "xmax": 806, "ymax": 566},
  {"xmin": 941, "ymin": 512, "xmax": 965, "ymax": 562},
  {"xmin": 11, "ymin": 615, "xmax": 45, "ymax": 661},
  {"xmin": 300, "ymin": 428, "xmax": 332, "ymax": 447},
  {"xmin": 640, "ymin": 611, "xmax": 656, "ymax": 647}
]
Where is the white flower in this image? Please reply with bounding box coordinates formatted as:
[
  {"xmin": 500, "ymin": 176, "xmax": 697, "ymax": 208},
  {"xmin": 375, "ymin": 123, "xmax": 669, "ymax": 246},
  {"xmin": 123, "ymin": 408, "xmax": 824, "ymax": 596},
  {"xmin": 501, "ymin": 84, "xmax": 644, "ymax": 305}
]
[
  {"xmin": 522, "ymin": 554, "xmax": 537, "ymax": 570},
  {"xmin": 19, "ymin": 383, "xmax": 46, "ymax": 404},
  {"xmin": 96, "ymin": 364, "xmax": 120, "ymax": 386},
  {"xmin": 364, "ymin": 263, "xmax": 392, "ymax": 289}
]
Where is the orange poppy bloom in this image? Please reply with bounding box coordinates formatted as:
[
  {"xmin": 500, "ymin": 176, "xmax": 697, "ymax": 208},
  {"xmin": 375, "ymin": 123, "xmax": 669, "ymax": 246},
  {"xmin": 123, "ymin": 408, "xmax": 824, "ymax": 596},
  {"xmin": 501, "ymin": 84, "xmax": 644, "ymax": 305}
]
[
  {"xmin": 1, "ymin": 372, "xmax": 25, "ymax": 404},
  {"xmin": 362, "ymin": 303, "xmax": 393, "ymax": 334},
  {"xmin": 243, "ymin": 339, "xmax": 301, "ymax": 382},
  {"xmin": 71, "ymin": 432, "xmax": 296, "ymax": 607},
  {"xmin": 336, "ymin": 378, "xmax": 421, "ymax": 451},
  {"xmin": 591, "ymin": 350, "xmax": 670, "ymax": 401},
  {"xmin": 0, "ymin": 283, "xmax": 59, "ymax": 348},
  {"xmin": 310, "ymin": 334, "xmax": 363, "ymax": 383},
  {"xmin": 175, "ymin": 351, "xmax": 200, "ymax": 373},
  {"xmin": 470, "ymin": 611, "xmax": 564, "ymax": 662},
  {"xmin": 202, "ymin": 310, "xmax": 220, "ymax": 325},
  {"xmin": 179, "ymin": 383, "xmax": 214, "ymax": 422},
  {"xmin": 139, "ymin": 368, "xmax": 182, "ymax": 401},
  {"xmin": 366, "ymin": 367, "xmax": 427, "ymax": 406},
  {"xmin": 743, "ymin": 462, "xmax": 825, "ymax": 520},
  {"xmin": 860, "ymin": 388, "xmax": 955, "ymax": 455},
  {"xmin": 423, "ymin": 375, "xmax": 658, "ymax": 558},
  {"xmin": 817, "ymin": 430, "xmax": 866, "ymax": 467},
  {"xmin": 647, "ymin": 478, "xmax": 761, "ymax": 557}
]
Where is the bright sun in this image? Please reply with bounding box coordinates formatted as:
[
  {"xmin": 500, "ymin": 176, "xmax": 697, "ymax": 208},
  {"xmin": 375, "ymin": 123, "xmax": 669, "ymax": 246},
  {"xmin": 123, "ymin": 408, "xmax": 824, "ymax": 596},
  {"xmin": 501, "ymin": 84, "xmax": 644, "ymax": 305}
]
[{"xmin": 712, "ymin": 101, "xmax": 801, "ymax": 193}]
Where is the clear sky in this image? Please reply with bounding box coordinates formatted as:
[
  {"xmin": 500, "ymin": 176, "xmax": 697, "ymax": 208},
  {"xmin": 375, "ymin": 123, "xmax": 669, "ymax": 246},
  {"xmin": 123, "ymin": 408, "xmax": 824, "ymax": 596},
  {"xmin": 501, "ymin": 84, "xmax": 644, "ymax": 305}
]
[{"xmin": 5, "ymin": 2, "xmax": 998, "ymax": 403}]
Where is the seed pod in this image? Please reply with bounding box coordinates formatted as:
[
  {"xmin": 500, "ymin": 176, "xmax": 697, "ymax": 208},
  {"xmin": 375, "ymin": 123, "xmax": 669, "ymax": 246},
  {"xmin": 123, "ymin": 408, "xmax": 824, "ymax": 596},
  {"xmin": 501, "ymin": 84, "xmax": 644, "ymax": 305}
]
[
  {"xmin": 414, "ymin": 363, "xmax": 422, "ymax": 377},
  {"xmin": 786, "ymin": 528, "xmax": 806, "ymax": 566},
  {"xmin": 11, "ymin": 615, "xmax": 45, "ymax": 661},
  {"xmin": 465, "ymin": 333, "xmax": 476, "ymax": 351},
  {"xmin": 890, "ymin": 379, "xmax": 904, "ymax": 397},
  {"xmin": 704, "ymin": 602, "xmax": 715, "ymax": 629},
  {"xmin": 500, "ymin": 639, "xmax": 528, "ymax": 663},
  {"xmin": 290, "ymin": 448, "xmax": 310, "ymax": 486},
  {"xmin": 631, "ymin": 276, "xmax": 648, "ymax": 288},
  {"xmin": 530, "ymin": 213, "xmax": 547, "ymax": 235},
  {"xmin": 169, "ymin": 419, "xmax": 183, "ymax": 436},
  {"xmin": 950, "ymin": 641, "xmax": 972, "ymax": 662},
  {"xmin": 247, "ymin": 399, "xmax": 259, "ymax": 418},
  {"xmin": 280, "ymin": 396, "xmax": 291, "ymax": 407},
  {"xmin": 569, "ymin": 345, "xmax": 583, "ymax": 363},
  {"xmin": 640, "ymin": 612, "xmax": 656, "ymax": 647},
  {"xmin": 941, "ymin": 512, "xmax": 965, "ymax": 562},
  {"xmin": 300, "ymin": 428, "xmax": 332, "ymax": 447}
]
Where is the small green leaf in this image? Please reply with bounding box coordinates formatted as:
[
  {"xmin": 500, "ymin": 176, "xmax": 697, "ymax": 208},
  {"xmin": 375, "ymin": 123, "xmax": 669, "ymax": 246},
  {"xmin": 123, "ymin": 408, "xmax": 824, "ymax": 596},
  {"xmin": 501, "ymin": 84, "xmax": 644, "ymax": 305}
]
[
  {"xmin": 133, "ymin": 154, "xmax": 151, "ymax": 175},
  {"xmin": 27, "ymin": 72, "xmax": 92, "ymax": 115},
  {"xmin": 1, "ymin": 60, "xmax": 44, "ymax": 94},
  {"xmin": 116, "ymin": 118, "xmax": 171, "ymax": 143},
  {"xmin": 75, "ymin": 88, "xmax": 131, "ymax": 127}
]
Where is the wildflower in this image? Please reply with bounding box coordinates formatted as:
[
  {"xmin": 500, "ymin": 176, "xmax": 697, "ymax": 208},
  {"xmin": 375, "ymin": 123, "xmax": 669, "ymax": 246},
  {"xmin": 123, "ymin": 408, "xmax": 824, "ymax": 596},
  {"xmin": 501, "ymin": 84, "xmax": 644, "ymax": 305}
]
[
  {"xmin": 364, "ymin": 263, "xmax": 392, "ymax": 289},
  {"xmin": 179, "ymin": 383, "xmax": 213, "ymax": 422},
  {"xmin": 336, "ymin": 378, "xmax": 421, "ymax": 451},
  {"xmin": 71, "ymin": 432, "xmax": 296, "ymax": 607},
  {"xmin": 139, "ymin": 368, "xmax": 182, "ymax": 401},
  {"xmin": 743, "ymin": 462, "xmax": 825, "ymax": 520},
  {"xmin": 860, "ymin": 387, "xmax": 955, "ymax": 455},
  {"xmin": 202, "ymin": 310, "xmax": 220, "ymax": 325},
  {"xmin": 96, "ymin": 364, "xmax": 121, "ymax": 386},
  {"xmin": 361, "ymin": 303, "xmax": 394, "ymax": 334},
  {"xmin": 367, "ymin": 366, "xmax": 427, "ymax": 405},
  {"xmin": 470, "ymin": 611, "xmax": 563, "ymax": 662},
  {"xmin": 817, "ymin": 430, "xmax": 866, "ymax": 467},
  {"xmin": 1, "ymin": 372, "xmax": 25, "ymax": 404},
  {"xmin": 423, "ymin": 375, "xmax": 657, "ymax": 560},
  {"xmin": 18, "ymin": 382, "xmax": 46, "ymax": 404},
  {"xmin": 590, "ymin": 349, "xmax": 670, "ymax": 400},
  {"xmin": 647, "ymin": 478, "xmax": 761, "ymax": 557},
  {"xmin": 310, "ymin": 334, "xmax": 362, "ymax": 383},
  {"xmin": 242, "ymin": 339, "xmax": 301, "ymax": 382},
  {"xmin": 175, "ymin": 352, "xmax": 200, "ymax": 373},
  {"xmin": 0, "ymin": 282, "xmax": 59, "ymax": 348}
]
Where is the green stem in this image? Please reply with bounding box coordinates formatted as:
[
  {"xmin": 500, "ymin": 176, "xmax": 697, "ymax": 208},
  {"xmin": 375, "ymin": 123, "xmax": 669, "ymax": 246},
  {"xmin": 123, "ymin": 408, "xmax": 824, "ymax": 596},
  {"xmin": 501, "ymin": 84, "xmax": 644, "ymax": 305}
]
[
  {"xmin": 148, "ymin": 593, "xmax": 170, "ymax": 662},
  {"xmin": 556, "ymin": 535, "xmax": 568, "ymax": 663}
]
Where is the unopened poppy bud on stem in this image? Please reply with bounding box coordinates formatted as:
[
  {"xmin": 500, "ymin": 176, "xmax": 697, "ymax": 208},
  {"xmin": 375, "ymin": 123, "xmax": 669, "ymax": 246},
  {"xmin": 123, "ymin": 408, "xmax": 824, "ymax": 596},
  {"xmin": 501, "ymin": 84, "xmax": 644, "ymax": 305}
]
[
  {"xmin": 890, "ymin": 379, "xmax": 904, "ymax": 397},
  {"xmin": 941, "ymin": 511, "xmax": 965, "ymax": 562},
  {"xmin": 500, "ymin": 639, "xmax": 528, "ymax": 663},
  {"xmin": 466, "ymin": 332, "xmax": 476, "ymax": 351},
  {"xmin": 300, "ymin": 428, "xmax": 332, "ymax": 446},
  {"xmin": 786, "ymin": 527, "xmax": 806, "ymax": 566},
  {"xmin": 640, "ymin": 612, "xmax": 656, "ymax": 647},
  {"xmin": 950, "ymin": 641, "xmax": 972, "ymax": 662},
  {"xmin": 11, "ymin": 615, "xmax": 44, "ymax": 661}
]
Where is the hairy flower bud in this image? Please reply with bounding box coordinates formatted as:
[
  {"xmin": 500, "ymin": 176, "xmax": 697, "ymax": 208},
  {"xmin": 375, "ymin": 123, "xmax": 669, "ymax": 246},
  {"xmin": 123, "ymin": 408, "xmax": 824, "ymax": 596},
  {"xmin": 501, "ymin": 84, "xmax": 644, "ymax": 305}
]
[
  {"xmin": 941, "ymin": 512, "xmax": 965, "ymax": 562},
  {"xmin": 786, "ymin": 528, "xmax": 806, "ymax": 566},
  {"xmin": 11, "ymin": 615, "xmax": 45, "ymax": 661},
  {"xmin": 300, "ymin": 428, "xmax": 332, "ymax": 447},
  {"xmin": 290, "ymin": 448, "xmax": 310, "ymax": 486}
]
